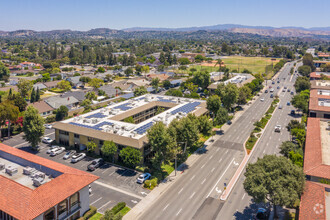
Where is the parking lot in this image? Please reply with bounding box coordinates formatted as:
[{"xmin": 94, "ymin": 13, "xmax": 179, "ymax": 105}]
[{"xmin": 2, "ymin": 128, "xmax": 149, "ymax": 213}]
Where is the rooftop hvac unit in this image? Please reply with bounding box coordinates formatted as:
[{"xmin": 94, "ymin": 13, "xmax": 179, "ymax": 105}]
[
  {"xmin": 6, "ymin": 166, "xmax": 18, "ymax": 176},
  {"xmin": 91, "ymin": 119, "xmax": 98, "ymax": 124},
  {"xmin": 0, "ymin": 163, "xmax": 4, "ymax": 170},
  {"xmin": 320, "ymin": 102, "xmax": 324, "ymax": 106},
  {"xmin": 33, "ymin": 177, "xmax": 45, "ymax": 187}
]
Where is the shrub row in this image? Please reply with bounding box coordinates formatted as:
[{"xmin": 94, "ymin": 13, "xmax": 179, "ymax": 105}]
[
  {"xmin": 79, "ymin": 206, "xmax": 97, "ymax": 220},
  {"xmin": 144, "ymin": 177, "xmax": 158, "ymax": 190}
]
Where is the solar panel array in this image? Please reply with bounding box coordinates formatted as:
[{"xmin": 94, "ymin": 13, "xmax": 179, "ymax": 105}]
[
  {"xmin": 69, "ymin": 121, "xmax": 114, "ymax": 131},
  {"xmin": 133, "ymin": 122, "xmax": 153, "ymax": 135},
  {"xmin": 157, "ymin": 97, "xmax": 176, "ymax": 103},
  {"xmin": 114, "ymin": 103, "xmax": 132, "ymax": 111},
  {"xmin": 171, "ymin": 102, "xmax": 200, "ymax": 114},
  {"xmin": 85, "ymin": 112, "xmax": 107, "ymax": 119}
]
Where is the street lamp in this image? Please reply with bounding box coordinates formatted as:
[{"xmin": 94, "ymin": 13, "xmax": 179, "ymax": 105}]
[{"xmin": 175, "ymin": 141, "xmax": 187, "ymax": 176}]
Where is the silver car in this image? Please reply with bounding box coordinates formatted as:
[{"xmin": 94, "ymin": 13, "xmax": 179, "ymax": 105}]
[
  {"xmin": 71, "ymin": 153, "xmax": 86, "ymax": 163},
  {"xmin": 50, "ymin": 147, "xmax": 65, "ymax": 156},
  {"xmin": 63, "ymin": 150, "xmax": 76, "ymax": 160},
  {"xmin": 47, "ymin": 145, "xmax": 60, "ymax": 154}
]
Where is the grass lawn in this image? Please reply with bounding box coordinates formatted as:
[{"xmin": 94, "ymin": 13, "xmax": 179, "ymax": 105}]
[
  {"xmin": 191, "ymin": 56, "xmax": 281, "ymax": 75},
  {"xmin": 89, "ymin": 212, "xmax": 103, "ymax": 220},
  {"xmin": 116, "ymin": 206, "xmax": 131, "ymax": 217}
]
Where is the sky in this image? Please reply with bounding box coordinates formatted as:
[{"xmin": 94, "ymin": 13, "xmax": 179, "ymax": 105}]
[{"xmin": 1, "ymin": 0, "xmax": 330, "ymax": 31}]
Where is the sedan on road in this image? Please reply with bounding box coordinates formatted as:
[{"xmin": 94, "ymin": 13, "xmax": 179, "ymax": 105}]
[
  {"xmin": 137, "ymin": 173, "xmax": 151, "ymax": 184},
  {"xmin": 63, "ymin": 150, "xmax": 76, "ymax": 160},
  {"xmin": 274, "ymin": 125, "xmax": 281, "ymax": 132},
  {"xmin": 260, "ymin": 98, "xmax": 264, "ymax": 102},
  {"xmin": 71, "ymin": 153, "xmax": 86, "ymax": 163},
  {"xmin": 42, "ymin": 137, "xmax": 53, "ymax": 144}
]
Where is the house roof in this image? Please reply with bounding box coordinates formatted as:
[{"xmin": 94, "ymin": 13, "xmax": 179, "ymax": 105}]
[
  {"xmin": 311, "ymin": 80, "xmax": 330, "ymax": 90},
  {"xmin": 98, "ymin": 85, "xmax": 120, "ymax": 97},
  {"xmin": 0, "ymin": 143, "xmax": 99, "ymax": 220},
  {"xmin": 310, "ymin": 72, "xmax": 330, "ymax": 79},
  {"xmin": 61, "ymin": 90, "xmax": 89, "ymax": 102},
  {"xmin": 304, "ymin": 118, "xmax": 330, "ymax": 180},
  {"xmin": 45, "ymin": 96, "xmax": 79, "ymax": 109},
  {"xmin": 33, "ymin": 83, "xmax": 47, "ymax": 90},
  {"xmin": 309, "ymin": 89, "xmax": 330, "ymax": 113},
  {"xmin": 299, "ymin": 181, "xmax": 329, "ymax": 220},
  {"xmin": 43, "ymin": 80, "xmax": 61, "ymax": 88},
  {"xmin": 148, "ymin": 74, "xmax": 170, "ymax": 81},
  {"xmin": 28, "ymin": 101, "xmax": 54, "ymax": 114}
]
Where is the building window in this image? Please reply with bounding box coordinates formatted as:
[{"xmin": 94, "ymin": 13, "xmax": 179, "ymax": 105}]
[
  {"xmin": 58, "ymin": 200, "xmax": 67, "ymax": 216},
  {"xmin": 44, "ymin": 208, "xmax": 55, "ymax": 220},
  {"xmin": 60, "ymin": 130, "xmax": 69, "ymax": 135},
  {"xmin": 74, "ymin": 134, "xmax": 80, "ymax": 138},
  {"xmin": 70, "ymin": 192, "xmax": 79, "ymax": 208}
]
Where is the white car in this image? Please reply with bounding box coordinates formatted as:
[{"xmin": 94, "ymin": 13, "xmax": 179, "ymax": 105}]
[
  {"xmin": 274, "ymin": 125, "xmax": 281, "ymax": 132},
  {"xmin": 71, "ymin": 153, "xmax": 86, "ymax": 163},
  {"xmin": 137, "ymin": 173, "xmax": 151, "ymax": 184},
  {"xmin": 260, "ymin": 98, "xmax": 264, "ymax": 102},
  {"xmin": 50, "ymin": 147, "xmax": 65, "ymax": 156},
  {"xmin": 44, "ymin": 124, "xmax": 52, "ymax": 129},
  {"xmin": 42, "ymin": 137, "xmax": 53, "ymax": 144},
  {"xmin": 278, "ymin": 105, "xmax": 282, "ymax": 109},
  {"xmin": 63, "ymin": 150, "xmax": 76, "ymax": 160},
  {"xmin": 47, "ymin": 145, "xmax": 60, "ymax": 154}
]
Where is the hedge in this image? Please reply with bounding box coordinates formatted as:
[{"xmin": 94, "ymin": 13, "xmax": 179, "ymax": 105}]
[
  {"xmin": 111, "ymin": 202, "xmax": 126, "ymax": 215},
  {"xmin": 81, "ymin": 206, "xmax": 97, "ymax": 220},
  {"xmin": 144, "ymin": 177, "xmax": 158, "ymax": 190}
]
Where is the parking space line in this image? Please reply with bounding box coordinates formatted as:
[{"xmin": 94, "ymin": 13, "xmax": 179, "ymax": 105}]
[
  {"xmin": 116, "ymin": 169, "xmax": 129, "ymax": 178},
  {"xmin": 90, "ymin": 197, "xmax": 103, "ymax": 205},
  {"xmin": 80, "ymin": 161, "xmax": 90, "ymax": 168},
  {"xmin": 94, "ymin": 181, "xmax": 143, "ymax": 200},
  {"xmin": 98, "ymin": 200, "xmax": 112, "ymax": 211},
  {"xmin": 109, "ymin": 171, "xmax": 116, "ymax": 176}
]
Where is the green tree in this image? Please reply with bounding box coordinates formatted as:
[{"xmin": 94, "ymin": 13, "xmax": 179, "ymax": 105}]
[
  {"xmin": 151, "ymin": 78, "xmax": 160, "ymax": 92},
  {"xmin": 89, "ymin": 78, "xmax": 104, "ymax": 89},
  {"xmin": 86, "ymin": 141, "xmax": 97, "ymax": 153},
  {"xmin": 279, "ymin": 141, "xmax": 298, "ymax": 157},
  {"xmin": 147, "ymin": 122, "xmax": 176, "ymax": 171},
  {"xmin": 0, "ymin": 101, "xmax": 19, "ymax": 138},
  {"xmin": 123, "ymin": 116, "xmax": 134, "ymax": 123},
  {"xmin": 288, "ymin": 151, "xmax": 304, "ymax": 167},
  {"xmin": 197, "ymin": 115, "xmax": 213, "ymax": 136},
  {"xmin": 97, "ymin": 66, "xmax": 105, "ymax": 73},
  {"xmin": 17, "ymin": 79, "xmax": 32, "ymax": 98},
  {"xmin": 178, "ymin": 58, "xmax": 190, "ymax": 65},
  {"xmin": 165, "ymin": 89, "xmax": 183, "ymax": 97},
  {"xmin": 36, "ymin": 87, "xmax": 40, "ymax": 101},
  {"xmin": 243, "ymin": 155, "xmax": 305, "ymax": 217},
  {"xmin": 55, "ymin": 105, "xmax": 69, "ymax": 121},
  {"xmin": 134, "ymin": 86, "xmax": 148, "ymax": 96},
  {"xmin": 124, "ymin": 67, "xmax": 133, "ymax": 77},
  {"xmin": 215, "ymin": 107, "xmax": 229, "ymax": 125},
  {"xmin": 119, "ymin": 147, "xmax": 142, "ymax": 168},
  {"xmin": 163, "ymin": 80, "xmax": 171, "ymax": 89},
  {"xmin": 0, "ymin": 62, "xmax": 10, "ymax": 82},
  {"xmin": 206, "ymin": 95, "xmax": 221, "ymax": 120},
  {"xmin": 192, "ymin": 71, "xmax": 210, "ymax": 89},
  {"xmin": 218, "ymin": 83, "xmax": 239, "ymax": 110},
  {"xmin": 57, "ymin": 80, "xmax": 72, "ymax": 91},
  {"xmin": 297, "ymin": 65, "xmax": 312, "ymax": 77},
  {"xmin": 30, "ymin": 88, "xmax": 36, "ymax": 103},
  {"xmin": 294, "ymin": 76, "xmax": 310, "ymax": 93},
  {"xmin": 12, "ymin": 94, "xmax": 27, "ymax": 112},
  {"xmin": 237, "ymin": 86, "xmax": 252, "ymax": 105},
  {"xmin": 291, "ymin": 90, "xmax": 310, "ymax": 113},
  {"xmin": 42, "ymin": 73, "xmax": 51, "ymax": 82},
  {"xmin": 302, "ymin": 53, "xmax": 315, "ymax": 71},
  {"xmin": 85, "ymin": 91, "xmax": 97, "ymax": 100},
  {"xmin": 23, "ymin": 106, "xmax": 45, "ymax": 150}
]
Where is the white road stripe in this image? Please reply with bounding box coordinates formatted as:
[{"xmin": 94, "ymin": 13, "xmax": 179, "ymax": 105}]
[
  {"xmin": 201, "ymin": 178, "xmax": 206, "ymax": 185},
  {"xmin": 211, "ymin": 167, "xmax": 215, "ymax": 173},
  {"xmin": 225, "ymin": 149, "xmax": 229, "ymax": 154},
  {"xmin": 190, "ymin": 175, "xmax": 195, "ymax": 181},
  {"xmin": 163, "ymin": 204, "xmax": 169, "ymax": 211},
  {"xmin": 219, "ymin": 158, "xmax": 222, "ymax": 163},
  {"xmin": 201, "ymin": 164, "xmax": 205, "ymax": 169},
  {"xmin": 190, "ymin": 192, "xmax": 196, "ymax": 199},
  {"xmin": 90, "ymin": 197, "xmax": 103, "ymax": 205},
  {"xmin": 176, "ymin": 208, "xmax": 182, "ymax": 216},
  {"xmin": 178, "ymin": 188, "xmax": 183, "ymax": 194},
  {"xmin": 109, "ymin": 171, "xmax": 116, "ymax": 176},
  {"xmin": 216, "ymin": 148, "xmax": 220, "ymax": 152},
  {"xmin": 98, "ymin": 200, "xmax": 112, "ymax": 211},
  {"xmin": 242, "ymin": 193, "xmax": 246, "ymax": 200},
  {"xmin": 209, "ymin": 155, "xmax": 213, "ymax": 160}
]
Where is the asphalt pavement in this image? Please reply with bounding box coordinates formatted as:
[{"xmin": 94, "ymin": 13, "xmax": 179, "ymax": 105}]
[{"xmin": 137, "ymin": 62, "xmax": 299, "ymax": 220}]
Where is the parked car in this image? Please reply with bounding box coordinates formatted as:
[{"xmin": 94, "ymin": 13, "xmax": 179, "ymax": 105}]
[
  {"xmin": 282, "ymin": 89, "xmax": 286, "ymax": 92},
  {"xmin": 287, "ymin": 102, "xmax": 291, "ymax": 106},
  {"xmin": 47, "ymin": 145, "xmax": 60, "ymax": 154},
  {"xmin": 227, "ymin": 120, "xmax": 232, "ymax": 125},
  {"xmin": 287, "ymin": 89, "xmax": 291, "ymax": 92},
  {"xmin": 63, "ymin": 150, "xmax": 76, "ymax": 160},
  {"xmin": 265, "ymin": 90, "xmax": 268, "ymax": 93},
  {"xmin": 50, "ymin": 147, "xmax": 65, "ymax": 156},
  {"xmin": 270, "ymin": 88, "xmax": 274, "ymax": 93},
  {"xmin": 255, "ymin": 207, "xmax": 270, "ymax": 220},
  {"xmin": 87, "ymin": 158, "xmax": 104, "ymax": 171},
  {"xmin": 272, "ymin": 81, "xmax": 275, "ymax": 84},
  {"xmin": 71, "ymin": 153, "xmax": 86, "ymax": 163},
  {"xmin": 137, "ymin": 173, "xmax": 151, "ymax": 184},
  {"xmin": 274, "ymin": 125, "xmax": 281, "ymax": 132},
  {"xmin": 278, "ymin": 105, "xmax": 282, "ymax": 109},
  {"xmin": 44, "ymin": 124, "xmax": 52, "ymax": 129},
  {"xmin": 291, "ymin": 110, "xmax": 295, "ymax": 115},
  {"xmin": 284, "ymin": 86, "xmax": 287, "ymax": 89},
  {"xmin": 290, "ymin": 91, "xmax": 294, "ymax": 95},
  {"xmin": 42, "ymin": 137, "xmax": 53, "ymax": 144},
  {"xmin": 89, "ymin": 185, "xmax": 92, "ymax": 194},
  {"xmin": 277, "ymin": 86, "xmax": 280, "ymax": 89}
]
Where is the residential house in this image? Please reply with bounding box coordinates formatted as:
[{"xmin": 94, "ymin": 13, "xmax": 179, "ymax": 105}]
[
  {"xmin": 43, "ymin": 80, "xmax": 62, "ymax": 89},
  {"xmin": 98, "ymin": 85, "xmax": 120, "ymax": 98},
  {"xmin": 309, "ymin": 85, "xmax": 330, "ymax": 118},
  {"xmin": 33, "ymin": 83, "xmax": 47, "ymax": 90},
  {"xmin": 310, "ymin": 72, "xmax": 330, "ymax": 80},
  {"xmin": 29, "ymin": 100, "xmax": 55, "ymax": 117},
  {"xmin": 45, "ymin": 96, "xmax": 79, "ymax": 110}
]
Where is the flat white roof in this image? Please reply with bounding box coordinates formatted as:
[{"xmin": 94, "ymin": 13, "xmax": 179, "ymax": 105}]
[
  {"xmin": 318, "ymin": 98, "xmax": 330, "ymax": 107},
  {"xmin": 63, "ymin": 94, "xmax": 205, "ymax": 139}
]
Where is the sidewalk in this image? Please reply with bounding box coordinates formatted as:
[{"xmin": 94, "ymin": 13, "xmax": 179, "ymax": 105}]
[{"xmin": 124, "ymin": 93, "xmax": 261, "ymax": 220}]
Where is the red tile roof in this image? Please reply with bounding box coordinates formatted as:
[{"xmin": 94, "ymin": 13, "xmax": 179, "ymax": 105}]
[
  {"xmin": 28, "ymin": 100, "xmax": 54, "ymax": 114},
  {"xmin": 309, "ymin": 89, "xmax": 330, "ymax": 113},
  {"xmin": 299, "ymin": 181, "xmax": 327, "ymax": 220},
  {"xmin": 0, "ymin": 143, "xmax": 99, "ymax": 219},
  {"xmin": 310, "ymin": 72, "xmax": 330, "ymax": 79},
  {"xmin": 304, "ymin": 118, "xmax": 330, "ymax": 180}
]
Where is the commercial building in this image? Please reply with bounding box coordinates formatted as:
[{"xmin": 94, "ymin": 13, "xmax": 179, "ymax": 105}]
[
  {"xmin": 0, "ymin": 143, "xmax": 98, "ymax": 220},
  {"xmin": 300, "ymin": 118, "xmax": 330, "ymax": 219},
  {"xmin": 310, "ymin": 72, "xmax": 330, "ymax": 80},
  {"xmin": 53, "ymin": 94, "xmax": 207, "ymax": 159},
  {"xmin": 207, "ymin": 73, "xmax": 254, "ymax": 92},
  {"xmin": 309, "ymin": 84, "xmax": 330, "ymax": 119}
]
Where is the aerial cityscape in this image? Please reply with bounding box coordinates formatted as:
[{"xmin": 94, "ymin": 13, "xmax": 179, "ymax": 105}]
[{"xmin": 0, "ymin": 0, "xmax": 329, "ymax": 219}]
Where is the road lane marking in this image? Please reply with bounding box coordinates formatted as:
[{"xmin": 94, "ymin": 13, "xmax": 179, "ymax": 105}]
[
  {"xmin": 207, "ymin": 158, "xmax": 235, "ymax": 198},
  {"xmin": 176, "ymin": 208, "xmax": 182, "ymax": 216},
  {"xmin": 216, "ymin": 148, "xmax": 220, "ymax": 152},
  {"xmin": 201, "ymin": 164, "xmax": 206, "ymax": 169},
  {"xmin": 190, "ymin": 175, "xmax": 195, "ymax": 181},
  {"xmin": 263, "ymin": 150, "xmax": 266, "ymax": 154},
  {"xmin": 163, "ymin": 204, "xmax": 169, "ymax": 211},
  {"xmin": 190, "ymin": 192, "xmax": 196, "ymax": 199},
  {"xmin": 242, "ymin": 193, "xmax": 246, "ymax": 200},
  {"xmin": 266, "ymin": 143, "xmax": 269, "ymax": 146},
  {"xmin": 90, "ymin": 194, "xmax": 94, "ymax": 197},
  {"xmin": 209, "ymin": 155, "xmax": 213, "ymax": 160},
  {"xmin": 219, "ymin": 158, "xmax": 222, "ymax": 163},
  {"xmin": 178, "ymin": 188, "xmax": 183, "ymax": 194},
  {"xmin": 225, "ymin": 149, "xmax": 229, "ymax": 154},
  {"xmin": 201, "ymin": 178, "xmax": 206, "ymax": 185},
  {"xmin": 90, "ymin": 197, "xmax": 103, "ymax": 205},
  {"xmin": 211, "ymin": 167, "xmax": 215, "ymax": 173},
  {"xmin": 98, "ymin": 200, "xmax": 112, "ymax": 211}
]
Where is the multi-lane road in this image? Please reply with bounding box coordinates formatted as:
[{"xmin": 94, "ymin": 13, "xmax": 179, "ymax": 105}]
[{"xmin": 138, "ymin": 61, "xmax": 300, "ymax": 220}]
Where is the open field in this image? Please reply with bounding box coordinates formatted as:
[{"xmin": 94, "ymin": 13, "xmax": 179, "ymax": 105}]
[{"xmin": 191, "ymin": 56, "xmax": 281, "ymax": 75}]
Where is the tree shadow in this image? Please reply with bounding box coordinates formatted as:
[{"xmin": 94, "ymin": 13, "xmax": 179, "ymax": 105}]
[{"xmin": 233, "ymin": 202, "xmax": 259, "ymax": 220}]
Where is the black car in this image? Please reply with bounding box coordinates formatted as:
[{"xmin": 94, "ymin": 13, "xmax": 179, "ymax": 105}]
[
  {"xmin": 87, "ymin": 158, "xmax": 104, "ymax": 171},
  {"xmin": 291, "ymin": 110, "xmax": 295, "ymax": 115}
]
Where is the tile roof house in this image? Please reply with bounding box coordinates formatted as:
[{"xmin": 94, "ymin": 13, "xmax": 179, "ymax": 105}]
[
  {"xmin": 309, "ymin": 88, "xmax": 330, "ymax": 118},
  {"xmin": 310, "ymin": 72, "xmax": 330, "ymax": 80},
  {"xmin": 33, "ymin": 83, "xmax": 47, "ymax": 90},
  {"xmin": 43, "ymin": 80, "xmax": 62, "ymax": 89},
  {"xmin": 29, "ymin": 100, "xmax": 55, "ymax": 117},
  {"xmin": 147, "ymin": 73, "xmax": 170, "ymax": 81},
  {"xmin": 98, "ymin": 85, "xmax": 120, "ymax": 98},
  {"xmin": 0, "ymin": 143, "xmax": 98, "ymax": 220},
  {"xmin": 45, "ymin": 96, "xmax": 79, "ymax": 109},
  {"xmin": 61, "ymin": 90, "xmax": 90, "ymax": 102}
]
